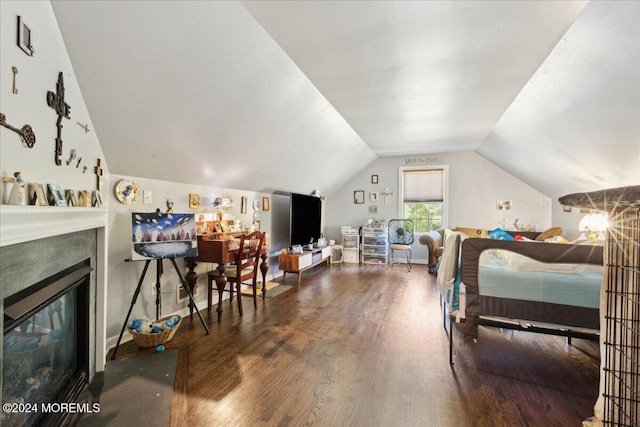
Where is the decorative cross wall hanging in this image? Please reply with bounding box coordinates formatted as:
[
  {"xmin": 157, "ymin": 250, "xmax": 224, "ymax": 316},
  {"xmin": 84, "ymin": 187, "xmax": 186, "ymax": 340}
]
[
  {"xmin": 47, "ymin": 72, "xmax": 71, "ymax": 166},
  {"xmin": 94, "ymin": 158, "xmax": 103, "ymax": 191}
]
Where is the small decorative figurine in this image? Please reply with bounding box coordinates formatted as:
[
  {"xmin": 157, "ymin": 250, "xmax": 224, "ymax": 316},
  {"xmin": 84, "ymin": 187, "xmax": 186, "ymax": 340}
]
[
  {"xmin": 3, "ymin": 172, "xmax": 27, "ymax": 205},
  {"xmin": 78, "ymin": 190, "xmax": 91, "ymax": 207}
]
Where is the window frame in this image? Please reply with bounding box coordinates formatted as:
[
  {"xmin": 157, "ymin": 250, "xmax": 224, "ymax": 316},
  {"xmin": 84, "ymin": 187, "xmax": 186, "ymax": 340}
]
[{"xmin": 398, "ymin": 165, "xmax": 449, "ymax": 234}]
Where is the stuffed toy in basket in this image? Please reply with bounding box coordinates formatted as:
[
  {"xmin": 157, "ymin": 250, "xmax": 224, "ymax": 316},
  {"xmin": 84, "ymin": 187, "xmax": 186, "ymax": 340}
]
[{"xmin": 128, "ymin": 315, "xmax": 181, "ymax": 348}]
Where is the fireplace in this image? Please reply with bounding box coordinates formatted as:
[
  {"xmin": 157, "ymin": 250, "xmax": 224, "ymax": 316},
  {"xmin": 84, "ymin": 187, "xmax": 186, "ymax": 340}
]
[
  {"xmin": 0, "ymin": 223, "xmax": 103, "ymax": 427},
  {"xmin": 3, "ymin": 261, "xmax": 91, "ymax": 427}
]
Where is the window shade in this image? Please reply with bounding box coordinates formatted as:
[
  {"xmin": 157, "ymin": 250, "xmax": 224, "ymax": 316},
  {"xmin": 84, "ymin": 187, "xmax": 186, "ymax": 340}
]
[{"xmin": 403, "ymin": 169, "xmax": 444, "ymax": 202}]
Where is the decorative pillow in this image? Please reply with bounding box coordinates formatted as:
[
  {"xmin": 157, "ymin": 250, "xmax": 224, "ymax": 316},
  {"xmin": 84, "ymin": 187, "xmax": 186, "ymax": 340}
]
[
  {"xmin": 455, "ymin": 227, "xmax": 488, "ymax": 238},
  {"xmin": 535, "ymin": 227, "xmax": 563, "ymax": 242},
  {"xmin": 488, "ymin": 228, "xmax": 514, "ymax": 241},
  {"xmin": 543, "ymin": 235, "xmax": 569, "ymax": 244}
]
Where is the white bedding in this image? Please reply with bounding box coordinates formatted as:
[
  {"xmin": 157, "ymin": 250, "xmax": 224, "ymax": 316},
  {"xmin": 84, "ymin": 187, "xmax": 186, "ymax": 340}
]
[{"xmin": 478, "ymin": 250, "xmax": 603, "ymax": 309}]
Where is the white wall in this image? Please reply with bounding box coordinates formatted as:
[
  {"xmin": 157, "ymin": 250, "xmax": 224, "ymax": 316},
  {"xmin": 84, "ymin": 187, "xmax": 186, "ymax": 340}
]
[
  {"xmin": 0, "ymin": 1, "xmax": 109, "ymax": 203},
  {"xmin": 106, "ymin": 174, "xmax": 276, "ymax": 347},
  {"xmin": 325, "ymin": 151, "xmax": 552, "ymax": 263},
  {"xmin": 0, "ymin": 1, "xmax": 111, "ymax": 371}
]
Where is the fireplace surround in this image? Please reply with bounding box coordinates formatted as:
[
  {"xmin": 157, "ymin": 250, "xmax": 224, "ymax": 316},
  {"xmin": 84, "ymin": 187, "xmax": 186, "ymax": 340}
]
[
  {"xmin": 0, "ymin": 205, "xmax": 108, "ymax": 427},
  {"xmin": 3, "ymin": 260, "xmax": 92, "ymax": 427}
]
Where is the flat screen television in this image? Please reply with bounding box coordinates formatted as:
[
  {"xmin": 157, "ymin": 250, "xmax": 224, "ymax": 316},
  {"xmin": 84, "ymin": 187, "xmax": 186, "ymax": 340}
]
[{"xmin": 290, "ymin": 193, "xmax": 322, "ymax": 248}]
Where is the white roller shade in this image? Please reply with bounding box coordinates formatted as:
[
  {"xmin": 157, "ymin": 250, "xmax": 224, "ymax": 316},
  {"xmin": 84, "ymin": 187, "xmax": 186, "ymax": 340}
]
[{"xmin": 403, "ymin": 169, "xmax": 444, "ymax": 202}]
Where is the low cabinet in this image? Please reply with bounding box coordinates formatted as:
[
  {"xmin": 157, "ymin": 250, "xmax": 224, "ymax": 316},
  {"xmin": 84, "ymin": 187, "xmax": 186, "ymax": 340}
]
[{"xmin": 279, "ymin": 246, "xmax": 331, "ymax": 285}]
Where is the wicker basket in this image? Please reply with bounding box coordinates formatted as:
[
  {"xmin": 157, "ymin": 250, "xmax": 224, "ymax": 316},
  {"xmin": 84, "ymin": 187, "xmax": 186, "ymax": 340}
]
[{"xmin": 128, "ymin": 315, "xmax": 182, "ymax": 348}]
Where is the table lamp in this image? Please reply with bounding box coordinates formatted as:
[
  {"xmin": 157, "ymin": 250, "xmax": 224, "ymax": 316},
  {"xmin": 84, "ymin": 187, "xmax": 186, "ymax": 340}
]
[{"xmin": 579, "ymin": 211, "xmax": 609, "ymax": 240}]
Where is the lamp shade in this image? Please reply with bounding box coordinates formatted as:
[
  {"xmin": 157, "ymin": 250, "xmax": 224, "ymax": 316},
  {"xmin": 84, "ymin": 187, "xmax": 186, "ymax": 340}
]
[{"xmin": 579, "ymin": 212, "xmax": 609, "ymax": 233}]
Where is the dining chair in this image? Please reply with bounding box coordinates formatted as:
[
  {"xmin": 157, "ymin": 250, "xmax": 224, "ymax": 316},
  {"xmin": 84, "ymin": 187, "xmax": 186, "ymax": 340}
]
[
  {"xmin": 387, "ymin": 219, "xmax": 414, "ymax": 271},
  {"xmin": 207, "ymin": 231, "xmax": 265, "ymax": 316}
]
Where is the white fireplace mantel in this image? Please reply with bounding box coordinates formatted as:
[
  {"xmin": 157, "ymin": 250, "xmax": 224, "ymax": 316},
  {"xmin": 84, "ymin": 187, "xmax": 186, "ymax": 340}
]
[
  {"xmin": 0, "ymin": 205, "xmax": 108, "ymax": 247},
  {"xmin": 1, "ymin": 204, "xmax": 109, "ymax": 373}
]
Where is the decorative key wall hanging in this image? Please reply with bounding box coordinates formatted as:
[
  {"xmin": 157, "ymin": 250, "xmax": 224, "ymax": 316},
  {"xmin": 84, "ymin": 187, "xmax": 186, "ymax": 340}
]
[
  {"xmin": 47, "ymin": 72, "xmax": 71, "ymax": 166},
  {"xmin": 0, "ymin": 112, "xmax": 36, "ymax": 148}
]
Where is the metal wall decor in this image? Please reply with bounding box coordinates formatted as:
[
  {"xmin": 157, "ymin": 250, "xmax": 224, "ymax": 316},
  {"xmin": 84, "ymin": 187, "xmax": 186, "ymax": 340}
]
[
  {"xmin": 66, "ymin": 149, "xmax": 77, "ymax": 165},
  {"xmin": 47, "ymin": 72, "xmax": 71, "ymax": 166},
  {"xmin": 17, "ymin": 16, "xmax": 34, "ymax": 56},
  {"xmin": 0, "ymin": 113, "xmax": 36, "ymax": 148},
  {"xmin": 12, "ymin": 67, "xmax": 18, "ymax": 94},
  {"xmin": 94, "ymin": 159, "xmax": 103, "ymax": 191},
  {"xmin": 77, "ymin": 122, "xmax": 90, "ymax": 133}
]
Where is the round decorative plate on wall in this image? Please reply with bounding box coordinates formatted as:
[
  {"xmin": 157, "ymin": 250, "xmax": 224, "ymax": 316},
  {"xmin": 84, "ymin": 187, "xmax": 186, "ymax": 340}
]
[
  {"xmin": 253, "ymin": 199, "xmax": 261, "ymax": 210},
  {"xmin": 114, "ymin": 179, "xmax": 140, "ymax": 204}
]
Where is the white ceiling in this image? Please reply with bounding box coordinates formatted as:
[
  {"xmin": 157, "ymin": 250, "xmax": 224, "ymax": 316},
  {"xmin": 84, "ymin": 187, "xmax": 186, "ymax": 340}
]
[{"xmin": 51, "ymin": 0, "xmax": 639, "ymax": 197}]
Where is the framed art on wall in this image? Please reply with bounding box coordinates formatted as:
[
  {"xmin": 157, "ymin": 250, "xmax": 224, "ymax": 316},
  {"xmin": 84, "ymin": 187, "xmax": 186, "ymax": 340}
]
[
  {"xmin": 371, "ymin": 175, "xmax": 378, "ymax": 184},
  {"xmin": 131, "ymin": 212, "xmax": 198, "ymax": 261},
  {"xmin": 17, "ymin": 16, "xmax": 34, "ymax": 56},
  {"xmin": 189, "ymin": 193, "xmax": 200, "ymax": 209},
  {"xmin": 115, "ymin": 179, "xmax": 140, "ymax": 204},
  {"xmin": 262, "ymin": 196, "xmax": 270, "ymax": 211},
  {"xmin": 354, "ymin": 190, "xmax": 365, "ymax": 204}
]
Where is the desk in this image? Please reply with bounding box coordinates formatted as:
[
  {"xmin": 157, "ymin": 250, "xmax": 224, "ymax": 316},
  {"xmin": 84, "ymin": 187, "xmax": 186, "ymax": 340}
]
[{"xmin": 185, "ymin": 235, "xmax": 268, "ymax": 321}]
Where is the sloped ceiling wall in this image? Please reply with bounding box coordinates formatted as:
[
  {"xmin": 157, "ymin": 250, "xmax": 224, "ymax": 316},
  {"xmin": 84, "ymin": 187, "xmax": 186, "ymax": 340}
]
[
  {"xmin": 477, "ymin": 1, "xmax": 640, "ymax": 199},
  {"xmin": 50, "ymin": 1, "xmax": 376, "ymax": 195},
  {"xmin": 51, "ymin": 1, "xmax": 639, "ymax": 198}
]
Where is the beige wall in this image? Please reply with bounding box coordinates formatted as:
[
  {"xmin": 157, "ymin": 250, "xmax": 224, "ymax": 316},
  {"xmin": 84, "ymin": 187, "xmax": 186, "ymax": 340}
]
[{"xmin": 325, "ymin": 151, "xmax": 553, "ymax": 263}]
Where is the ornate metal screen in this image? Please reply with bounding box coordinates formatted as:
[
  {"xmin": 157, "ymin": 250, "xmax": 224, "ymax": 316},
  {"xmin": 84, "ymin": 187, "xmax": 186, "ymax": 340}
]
[
  {"xmin": 603, "ymin": 208, "xmax": 639, "ymax": 426},
  {"xmin": 558, "ymin": 185, "xmax": 640, "ymax": 426}
]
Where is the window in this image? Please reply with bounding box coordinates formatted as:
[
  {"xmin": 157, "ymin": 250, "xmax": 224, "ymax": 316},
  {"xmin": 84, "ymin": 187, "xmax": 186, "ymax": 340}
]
[{"xmin": 400, "ymin": 167, "xmax": 446, "ymax": 233}]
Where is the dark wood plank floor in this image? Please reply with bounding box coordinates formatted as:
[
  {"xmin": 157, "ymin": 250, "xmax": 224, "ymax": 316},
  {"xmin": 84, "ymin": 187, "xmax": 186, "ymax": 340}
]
[{"xmin": 113, "ymin": 263, "xmax": 600, "ymax": 427}]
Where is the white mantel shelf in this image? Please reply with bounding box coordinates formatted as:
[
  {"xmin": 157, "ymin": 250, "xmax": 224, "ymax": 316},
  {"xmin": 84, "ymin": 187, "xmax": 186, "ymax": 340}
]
[{"xmin": 0, "ymin": 205, "xmax": 109, "ymax": 247}]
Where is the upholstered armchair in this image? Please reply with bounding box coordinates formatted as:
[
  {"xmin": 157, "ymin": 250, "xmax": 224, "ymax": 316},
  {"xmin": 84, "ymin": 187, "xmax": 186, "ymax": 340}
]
[{"xmin": 419, "ymin": 229, "xmax": 444, "ymax": 274}]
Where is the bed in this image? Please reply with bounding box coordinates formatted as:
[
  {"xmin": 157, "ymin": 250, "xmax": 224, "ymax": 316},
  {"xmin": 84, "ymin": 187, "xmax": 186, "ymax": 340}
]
[{"xmin": 443, "ymin": 236, "xmax": 604, "ymax": 363}]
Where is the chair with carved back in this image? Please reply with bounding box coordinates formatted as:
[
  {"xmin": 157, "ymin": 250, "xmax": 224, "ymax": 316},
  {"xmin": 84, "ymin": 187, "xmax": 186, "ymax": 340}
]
[{"xmin": 207, "ymin": 231, "xmax": 265, "ymax": 316}]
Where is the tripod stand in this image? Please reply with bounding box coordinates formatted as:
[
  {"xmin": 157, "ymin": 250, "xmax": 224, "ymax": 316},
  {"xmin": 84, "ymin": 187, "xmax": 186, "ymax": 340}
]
[{"xmin": 111, "ymin": 257, "xmax": 210, "ymax": 360}]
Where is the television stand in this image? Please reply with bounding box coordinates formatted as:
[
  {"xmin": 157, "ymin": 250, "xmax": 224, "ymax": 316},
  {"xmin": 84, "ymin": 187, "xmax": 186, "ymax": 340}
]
[{"xmin": 279, "ymin": 246, "xmax": 331, "ymax": 286}]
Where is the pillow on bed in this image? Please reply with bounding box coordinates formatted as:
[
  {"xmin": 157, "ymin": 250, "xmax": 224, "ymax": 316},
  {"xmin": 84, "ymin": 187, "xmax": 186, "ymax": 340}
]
[
  {"xmin": 535, "ymin": 227, "xmax": 563, "ymax": 241},
  {"xmin": 507, "ymin": 252, "xmax": 585, "ymax": 273},
  {"xmin": 454, "ymin": 227, "xmax": 488, "ymax": 239},
  {"xmin": 488, "ymin": 228, "xmax": 514, "ymax": 240}
]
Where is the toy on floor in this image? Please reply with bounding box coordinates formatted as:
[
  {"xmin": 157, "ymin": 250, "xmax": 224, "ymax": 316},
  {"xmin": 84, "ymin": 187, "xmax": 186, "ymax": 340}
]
[{"xmin": 129, "ymin": 315, "xmax": 180, "ymax": 334}]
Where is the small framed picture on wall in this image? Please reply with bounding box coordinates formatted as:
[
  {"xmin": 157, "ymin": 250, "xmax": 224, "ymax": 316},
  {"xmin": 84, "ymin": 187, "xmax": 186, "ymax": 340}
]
[
  {"xmin": 189, "ymin": 193, "xmax": 200, "ymax": 209},
  {"xmin": 371, "ymin": 175, "xmax": 378, "ymax": 184},
  {"xmin": 354, "ymin": 190, "xmax": 365, "ymax": 204},
  {"xmin": 370, "ymin": 192, "xmax": 378, "ymax": 202}
]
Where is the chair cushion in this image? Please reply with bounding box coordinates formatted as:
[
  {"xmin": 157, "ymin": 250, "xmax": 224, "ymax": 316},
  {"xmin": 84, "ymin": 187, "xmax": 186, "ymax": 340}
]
[
  {"xmin": 389, "ymin": 244, "xmax": 411, "ymax": 250},
  {"xmin": 208, "ymin": 267, "xmax": 255, "ymax": 278}
]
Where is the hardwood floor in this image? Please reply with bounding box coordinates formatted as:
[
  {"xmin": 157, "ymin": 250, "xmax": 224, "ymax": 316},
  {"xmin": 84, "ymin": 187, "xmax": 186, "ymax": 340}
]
[{"xmin": 113, "ymin": 264, "xmax": 600, "ymax": 427}]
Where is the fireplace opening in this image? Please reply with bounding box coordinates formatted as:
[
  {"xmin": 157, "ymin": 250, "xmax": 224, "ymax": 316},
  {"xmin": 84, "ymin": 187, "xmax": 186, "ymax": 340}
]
[{"xmin": 2, "ymin": 260, "xmax": 92, "ymax": 427}]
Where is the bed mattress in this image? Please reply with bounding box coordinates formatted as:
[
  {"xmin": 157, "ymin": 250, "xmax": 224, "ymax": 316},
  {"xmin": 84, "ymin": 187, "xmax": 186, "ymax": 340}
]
[{"xmin": 478, "ymin": 250, "xmax": 602, "ymax": 309}]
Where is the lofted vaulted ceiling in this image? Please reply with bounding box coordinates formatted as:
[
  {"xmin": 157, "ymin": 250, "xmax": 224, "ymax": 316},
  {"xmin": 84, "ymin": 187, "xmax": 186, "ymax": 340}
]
[{"xmin": 51, "ymin": 0, "xmax": 639, "ymax": 197}]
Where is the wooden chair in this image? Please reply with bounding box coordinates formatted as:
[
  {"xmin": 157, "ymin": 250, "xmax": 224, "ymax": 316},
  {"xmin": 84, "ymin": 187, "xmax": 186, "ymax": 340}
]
[
  {"xmin": 207, "ymin": 231, "xmax": 265, "ymax": 316},
  {"xmin": 387, "ymin": 219, "xmax": 414, "ymax": 271}
]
